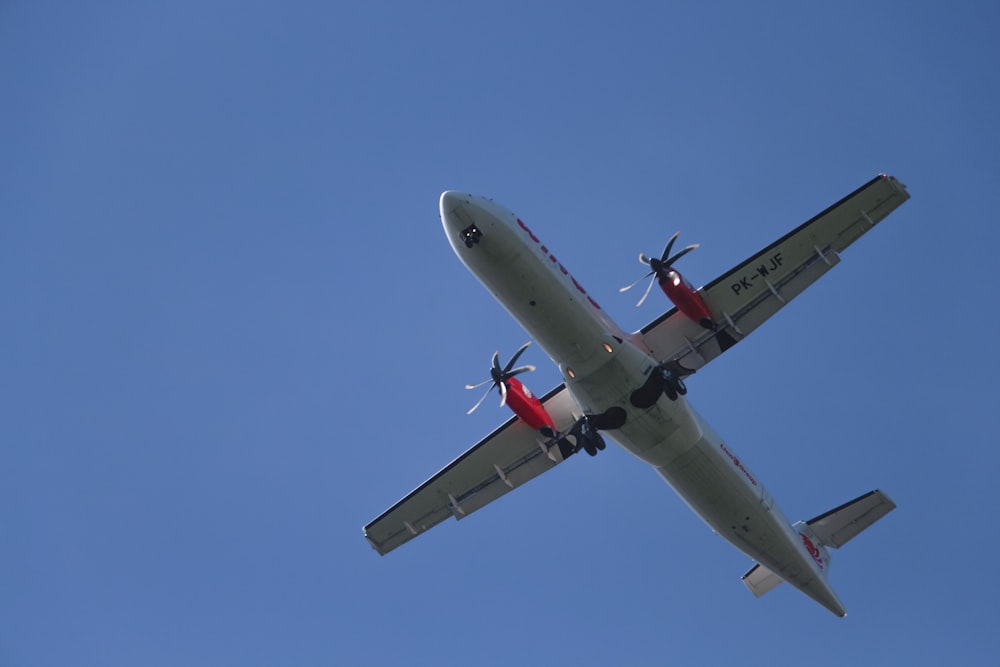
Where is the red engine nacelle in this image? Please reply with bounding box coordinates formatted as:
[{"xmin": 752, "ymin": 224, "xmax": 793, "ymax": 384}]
[
  {"xmin": 660, "ymin": 268, "xmax": 714, "ymax": 330},
  {"xmin": 503, "ymin": 376, "xmax": 556, "ymax": 436}
]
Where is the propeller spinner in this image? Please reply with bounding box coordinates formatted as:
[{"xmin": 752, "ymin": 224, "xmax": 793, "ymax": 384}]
[
  {"xmin": 620, "ymin": 231, "xmax": 699, "ymax": 307},
  {"xmin": 465, "ymin": 342, "xmax": 536, "ymax": 414}
]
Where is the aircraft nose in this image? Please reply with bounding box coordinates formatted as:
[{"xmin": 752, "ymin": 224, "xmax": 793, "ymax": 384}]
[
  {"xmin": 440, "ymin": 191, "xmax": 474, "ymax": 226},
  {"xmin": 440, "ymin": 190, "xmax": 463, "ymax": 214},
  {"xmin": 440, "ymin": 191, "xmax": 486, "ymax": 249},
  {"xmin": 440, "ymin": 191, "xmax": 477, "ymax": 229}
]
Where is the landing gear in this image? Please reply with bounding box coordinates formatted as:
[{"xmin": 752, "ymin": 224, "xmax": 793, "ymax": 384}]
[
  {"xmin": 664, "ymin": 383, "xmax": 677, "ymax": 401},
  {"xmin": 577, "ymin": 418, "xmax": 606, "ymax": 457},
  {"xmin": 559, "ymin": 415, "xmax": 608, "ymax": 457},
  {"xmin": 548, "ymin": 408, "xmax": 622, "ymax": 459},
  {"xmin": 658, "ymin": 365, "xmax": 687, "ymax": 402},
  {"xmin": 629, "ymin": 360, "xmax": 693, "ymax": 408},
  {"xmin": 460, "ymin": 224, "xmax": 482, "ymax": 248}
]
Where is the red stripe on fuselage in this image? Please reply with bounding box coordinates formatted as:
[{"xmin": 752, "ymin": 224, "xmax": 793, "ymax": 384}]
[{"xmin": 516, "ymin": 219, "xmax": 601, "ymax": 311}]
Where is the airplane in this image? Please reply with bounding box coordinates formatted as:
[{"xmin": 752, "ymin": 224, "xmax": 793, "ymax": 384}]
[{"xmin": 364, "ymin": 174, "xmax": 909, "ymax": 617}]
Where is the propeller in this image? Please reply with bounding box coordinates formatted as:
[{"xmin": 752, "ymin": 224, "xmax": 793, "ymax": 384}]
[
  {"xmin": 465, "ymin": 342, "xmax": 536, "ymax": 414},
  {"xmin": 619, "ymin": 231, "xmax": 699, "ymax": 307}
]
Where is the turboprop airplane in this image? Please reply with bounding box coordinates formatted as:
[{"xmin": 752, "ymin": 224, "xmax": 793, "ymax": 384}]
[{"xmin": 364, "ymin": 174, "xmax": 909, "ymax": 617}]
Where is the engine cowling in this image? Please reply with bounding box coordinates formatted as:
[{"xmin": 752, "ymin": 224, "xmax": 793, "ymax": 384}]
[{"xmin": 660, "ymin": 268, "xmax": 714, "ymax": 330}]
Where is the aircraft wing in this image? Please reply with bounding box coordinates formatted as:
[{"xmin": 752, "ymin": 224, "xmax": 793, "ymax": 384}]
[
  {"xmin": 640, "ymin": 174, "xmax": 910, "ymax": 370},
  {"xmin": 363, "ymin": 385, "xmax": 580, "ymax": 555}
]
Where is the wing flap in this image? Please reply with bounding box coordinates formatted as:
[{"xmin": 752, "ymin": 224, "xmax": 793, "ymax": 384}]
[{"xmin": 363, "ymin": 385, "xmax": 579, "ymax": 555}]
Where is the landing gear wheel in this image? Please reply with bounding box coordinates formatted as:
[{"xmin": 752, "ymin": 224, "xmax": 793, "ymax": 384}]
[
  {"xmin": 571, "ymin": 417, "xmax": 606, "ymax": 457},
  {"xmin": 658, "ymin": 366, "xmax": 685, "ymax": 401}
]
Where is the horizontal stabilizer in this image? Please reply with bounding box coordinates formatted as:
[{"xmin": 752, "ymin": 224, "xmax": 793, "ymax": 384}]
[
  {"xmin": 740, "ymin": 489, "xmax": 896, "ymax": 609},
  {"xmin": 742, "ymin": 563, "xmax": 784, "ymax": 597},
  {"xmin": 806, "ymin": 489, "xmax": 896, "ymax": 549}
]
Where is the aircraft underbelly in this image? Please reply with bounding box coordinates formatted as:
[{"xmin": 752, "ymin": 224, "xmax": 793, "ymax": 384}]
[
  {"xmin": 460, "ymin": 212, "xmax": 828, "ymax": 600},
  {"xmin": 567, "ymin": 358, "xmax": 823, "ymax": 593},
  {"xmin": 476, "ymin": 241, "xmax": 790, "ymax": 560}
]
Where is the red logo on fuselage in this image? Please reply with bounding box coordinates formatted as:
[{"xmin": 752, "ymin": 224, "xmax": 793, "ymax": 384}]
[
  {"xmin": 800, "ymin": 533, "xmax": 825, "ymax": 570},
  {"xmin": 517, "ymin": 219, "xmax": 601, "ymax": 310},
  {"xmin": 719, "ymin": 442, "xmax": 757, "ymax": 487}
]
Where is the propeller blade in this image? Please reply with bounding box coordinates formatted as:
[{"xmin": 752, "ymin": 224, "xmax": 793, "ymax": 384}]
[
  {"xmin": 467, "ymin": 382, "xmax": 497, "ymax": 415},
  {"xmin": 506, "ymin": 364, "xmax": 536, "ymax": 378},
  {"xmin": 635, "ymin": 274, "xmax": 657, "ymax": 307},
  {"xmin": 665, "ymin": 243, "xmax": 699, "ymax": 267},
  {"xmin": 466, "ymin": 343, "xmax": 537, "ymax": 415},
  {"xmin": 504, "ymin": 341, "xmax": 532, "ymax": 373},
  {"xmin": 626, "ymin": 233, "xmax": 699, "ymax": 307},
  {"xmin": 660, "ymin": 231, "xmax": 681, "ymax": 263},
  {"xmin": 620, "ymin": 270, "xmax": 654, "ymax": 293}
]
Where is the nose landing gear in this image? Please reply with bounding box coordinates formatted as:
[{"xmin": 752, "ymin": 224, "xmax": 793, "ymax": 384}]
[{"xmin": 460, "ymin": 224, "xmax": 482, "ymax": 248}]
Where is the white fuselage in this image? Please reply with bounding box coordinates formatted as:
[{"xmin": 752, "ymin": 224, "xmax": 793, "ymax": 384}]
[{"xmin": 440, "ymin": 191, "xmax": 846, "ymax": 616}]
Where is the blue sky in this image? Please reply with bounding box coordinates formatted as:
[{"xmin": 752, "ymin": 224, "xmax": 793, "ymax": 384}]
[{"xmin": 3, "ymin": 2, "xmax": 998, "ymax": 665}]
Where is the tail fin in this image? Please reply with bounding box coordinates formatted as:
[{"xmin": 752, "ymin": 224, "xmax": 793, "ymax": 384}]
[{"xmin": 741, "ymin": 490, "xmax": 896, "ymax": 607}]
